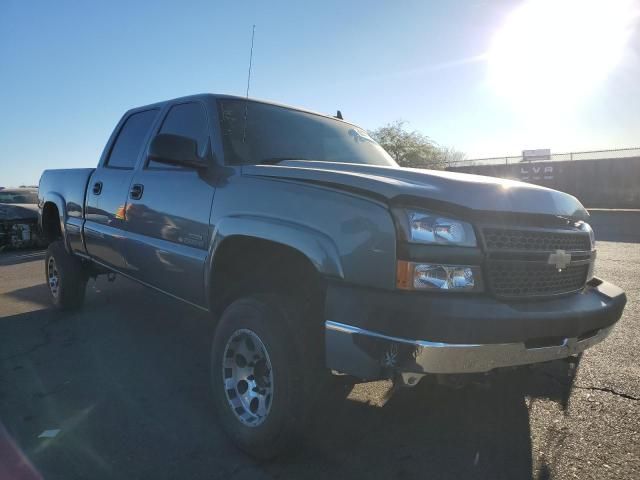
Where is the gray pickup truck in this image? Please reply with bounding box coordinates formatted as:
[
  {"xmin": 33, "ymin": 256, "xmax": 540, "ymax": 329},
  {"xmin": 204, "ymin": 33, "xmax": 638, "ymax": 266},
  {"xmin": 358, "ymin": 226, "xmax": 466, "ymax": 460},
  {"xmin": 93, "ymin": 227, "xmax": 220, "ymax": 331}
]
[{"xmin": 39, "ymin": 94, "xmax": 626, "ymax": 457}]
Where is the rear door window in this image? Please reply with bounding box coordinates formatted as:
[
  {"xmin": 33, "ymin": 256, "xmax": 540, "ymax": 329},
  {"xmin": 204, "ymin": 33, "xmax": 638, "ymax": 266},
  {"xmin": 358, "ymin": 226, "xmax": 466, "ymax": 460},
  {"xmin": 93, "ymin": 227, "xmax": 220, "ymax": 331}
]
[{"xmin": 106, "ymin": 109, "xmax": 158, "ymax": 169}]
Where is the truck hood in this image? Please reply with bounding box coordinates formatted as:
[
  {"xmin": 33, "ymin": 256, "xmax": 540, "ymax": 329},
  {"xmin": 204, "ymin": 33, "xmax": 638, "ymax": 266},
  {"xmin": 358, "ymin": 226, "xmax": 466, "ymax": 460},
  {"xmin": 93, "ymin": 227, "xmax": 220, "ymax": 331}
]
[
  {"xmin": 242, "ymin": 161, "xmax": 588, "ymax": 219},
  {"xmin": 0, "ymin": 203, "xmax": 39, "ymax": 221}
]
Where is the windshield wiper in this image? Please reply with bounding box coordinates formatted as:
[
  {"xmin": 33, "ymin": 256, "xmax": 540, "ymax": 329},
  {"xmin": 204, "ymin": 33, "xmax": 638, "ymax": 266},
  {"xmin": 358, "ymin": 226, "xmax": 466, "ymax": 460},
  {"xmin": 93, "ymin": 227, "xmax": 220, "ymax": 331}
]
[{"xmin": 258, "ymin": 157, "xmax": 310, "ymax": 165}]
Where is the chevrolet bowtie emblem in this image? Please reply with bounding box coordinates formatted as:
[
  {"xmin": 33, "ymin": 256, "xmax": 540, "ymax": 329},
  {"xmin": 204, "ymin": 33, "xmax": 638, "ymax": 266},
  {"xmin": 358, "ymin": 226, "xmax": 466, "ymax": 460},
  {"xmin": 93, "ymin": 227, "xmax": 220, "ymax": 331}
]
[{"xmin": 548, "ymin": 249, "xmax": 572, "ymax": 270}]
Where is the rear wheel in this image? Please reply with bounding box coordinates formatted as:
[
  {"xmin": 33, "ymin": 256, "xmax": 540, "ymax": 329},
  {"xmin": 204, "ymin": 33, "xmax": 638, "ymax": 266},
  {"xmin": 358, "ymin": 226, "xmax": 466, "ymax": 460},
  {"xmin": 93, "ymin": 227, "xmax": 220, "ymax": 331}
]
[
  {"xmin": 211, "ymin": 295, "xmax": 312, "ymax": 459},
  {"xmin": 45, "ymin": 240, "xmax": 87, "ymax": 310}
]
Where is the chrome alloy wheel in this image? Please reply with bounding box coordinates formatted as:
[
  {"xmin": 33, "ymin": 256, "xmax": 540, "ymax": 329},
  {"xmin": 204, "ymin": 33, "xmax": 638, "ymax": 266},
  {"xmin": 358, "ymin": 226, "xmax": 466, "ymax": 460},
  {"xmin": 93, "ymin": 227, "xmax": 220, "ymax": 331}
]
[
  {"xmin": 47, "ymin": 256, "xmax": 60, "ymax": 298},
  {"xmin": 222, "ymin": 329, "xmax": 274, "ymax": 427}
]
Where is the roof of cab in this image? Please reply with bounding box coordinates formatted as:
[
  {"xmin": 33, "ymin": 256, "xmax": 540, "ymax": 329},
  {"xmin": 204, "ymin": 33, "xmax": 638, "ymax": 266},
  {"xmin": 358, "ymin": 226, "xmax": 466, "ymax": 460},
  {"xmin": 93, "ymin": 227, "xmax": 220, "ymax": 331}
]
[{"xmin": 124, "ymin": 93, "xmax": 354, "ymax": 126}]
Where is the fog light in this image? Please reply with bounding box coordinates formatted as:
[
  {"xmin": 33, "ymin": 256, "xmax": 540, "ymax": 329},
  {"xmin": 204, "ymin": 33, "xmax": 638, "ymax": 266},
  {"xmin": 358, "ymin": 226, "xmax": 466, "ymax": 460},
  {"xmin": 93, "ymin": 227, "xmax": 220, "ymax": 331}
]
[{"xmin": 397, "ymin": 261, "xmax": 481, "ymax": 291}]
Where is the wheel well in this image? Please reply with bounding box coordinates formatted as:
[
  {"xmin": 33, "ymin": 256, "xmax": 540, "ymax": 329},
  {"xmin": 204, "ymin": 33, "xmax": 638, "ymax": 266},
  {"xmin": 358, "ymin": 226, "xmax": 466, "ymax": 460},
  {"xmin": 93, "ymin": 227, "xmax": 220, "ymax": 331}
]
[
  {"xmin": 210, "ymin": 236, "xmax": 326, "ymax": 316},
  {"xmin": 42, "ymin": 202, "xmax": 62, "ymax": 243}
]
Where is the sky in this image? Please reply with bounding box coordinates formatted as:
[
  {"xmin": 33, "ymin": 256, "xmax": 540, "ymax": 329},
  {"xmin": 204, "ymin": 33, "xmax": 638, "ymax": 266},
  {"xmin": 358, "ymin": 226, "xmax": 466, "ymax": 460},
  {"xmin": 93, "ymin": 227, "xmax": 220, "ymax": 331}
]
[{"xmin": 1, "ymin": 0, "xmax": 639, "ymax": 186}]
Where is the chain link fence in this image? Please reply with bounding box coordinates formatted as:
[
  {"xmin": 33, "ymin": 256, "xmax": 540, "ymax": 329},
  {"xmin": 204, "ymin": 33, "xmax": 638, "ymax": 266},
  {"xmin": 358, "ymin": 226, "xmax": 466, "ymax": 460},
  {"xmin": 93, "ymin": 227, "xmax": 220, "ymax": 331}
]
[{"xmin": 449, "ymin": 146, "xmax": 640, "ymax": 167}]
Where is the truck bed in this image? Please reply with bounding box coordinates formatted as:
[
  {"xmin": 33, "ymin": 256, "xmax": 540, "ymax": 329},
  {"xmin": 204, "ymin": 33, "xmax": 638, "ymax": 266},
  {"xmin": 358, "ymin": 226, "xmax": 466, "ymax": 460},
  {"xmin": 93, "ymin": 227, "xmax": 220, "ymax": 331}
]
[{"xmin": 38, "ymin": 168, "xmax": 95, "ymax": 253}]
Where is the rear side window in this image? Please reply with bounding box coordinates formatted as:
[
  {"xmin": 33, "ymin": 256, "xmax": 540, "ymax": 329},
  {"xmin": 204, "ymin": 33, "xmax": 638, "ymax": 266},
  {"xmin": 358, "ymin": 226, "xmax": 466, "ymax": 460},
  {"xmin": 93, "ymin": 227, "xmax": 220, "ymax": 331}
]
[
  {"xmin": 106, "ymin": 109, "xmax": 158, "ymax": 168},
  {"xmin": 147, "ymin": 102, "xmax": 209, "ymax": 169}
]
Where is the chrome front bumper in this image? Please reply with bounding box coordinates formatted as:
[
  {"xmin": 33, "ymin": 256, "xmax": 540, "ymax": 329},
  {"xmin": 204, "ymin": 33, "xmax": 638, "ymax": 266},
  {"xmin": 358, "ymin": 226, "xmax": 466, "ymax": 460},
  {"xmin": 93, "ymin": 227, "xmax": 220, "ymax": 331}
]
[{"xmin": 325, "ymin": 320, "xmax": 613, "ymax": 377}]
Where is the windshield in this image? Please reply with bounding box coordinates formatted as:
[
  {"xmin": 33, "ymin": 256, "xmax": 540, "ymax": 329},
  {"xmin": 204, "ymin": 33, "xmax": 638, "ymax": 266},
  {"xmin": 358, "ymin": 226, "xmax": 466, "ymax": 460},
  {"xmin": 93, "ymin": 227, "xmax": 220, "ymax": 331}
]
[
  {"xmin": 0, "ymin": 190, "xmax": 38, "ymax": 204},
  {"xmin": 218, "ymin": 99, "xmax": 397, "ymax": 167}
]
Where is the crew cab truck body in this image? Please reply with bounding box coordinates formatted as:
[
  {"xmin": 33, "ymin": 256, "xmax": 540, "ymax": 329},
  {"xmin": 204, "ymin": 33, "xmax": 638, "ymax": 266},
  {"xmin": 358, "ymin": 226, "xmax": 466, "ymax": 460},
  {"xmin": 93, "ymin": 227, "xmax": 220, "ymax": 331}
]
[{"xmin": 39, "ymin": 94, "xmax": 626, "ymax": 458}]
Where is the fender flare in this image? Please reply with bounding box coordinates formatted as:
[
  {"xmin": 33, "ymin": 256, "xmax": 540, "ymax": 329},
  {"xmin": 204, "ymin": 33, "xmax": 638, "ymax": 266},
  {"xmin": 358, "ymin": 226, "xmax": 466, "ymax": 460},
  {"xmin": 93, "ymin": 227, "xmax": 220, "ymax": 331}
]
[
  {"xmin": 40, "ymin": 192, "xmax": 67, "ymax": 246},
  {"xmin": 205, "ymin": 215, "xmax": 345, "ymax": 303}
]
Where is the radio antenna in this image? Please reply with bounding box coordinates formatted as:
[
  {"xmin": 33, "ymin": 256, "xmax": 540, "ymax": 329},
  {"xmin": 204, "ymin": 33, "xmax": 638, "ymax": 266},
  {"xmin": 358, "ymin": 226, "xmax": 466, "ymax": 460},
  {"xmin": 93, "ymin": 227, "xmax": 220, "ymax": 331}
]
[{"xmin": 242, "ymin": 24, "xmax": 256, "ymax": 143}]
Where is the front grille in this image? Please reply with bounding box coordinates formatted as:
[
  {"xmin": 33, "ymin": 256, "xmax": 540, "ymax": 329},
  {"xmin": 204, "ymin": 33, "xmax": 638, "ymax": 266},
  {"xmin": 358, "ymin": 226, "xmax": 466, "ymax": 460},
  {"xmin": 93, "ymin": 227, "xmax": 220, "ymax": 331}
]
[
  {"xmin": 487, "ymin": 262, "xmax": 589, "ymax": 298},
  {"xmin": 481, "ymin": 226, "xmax": 592, "ymax": 299},
  {"xmin": 483, "ymin": 228, "xmax": 591, "ymax": 252}
]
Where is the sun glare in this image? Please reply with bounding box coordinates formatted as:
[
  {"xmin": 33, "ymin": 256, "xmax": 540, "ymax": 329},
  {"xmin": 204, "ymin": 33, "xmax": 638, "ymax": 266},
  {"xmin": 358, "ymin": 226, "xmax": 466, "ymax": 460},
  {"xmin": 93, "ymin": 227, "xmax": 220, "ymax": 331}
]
[{"xmin": 488, "ymin": 0, "xmax": 638, "ymax": 110}]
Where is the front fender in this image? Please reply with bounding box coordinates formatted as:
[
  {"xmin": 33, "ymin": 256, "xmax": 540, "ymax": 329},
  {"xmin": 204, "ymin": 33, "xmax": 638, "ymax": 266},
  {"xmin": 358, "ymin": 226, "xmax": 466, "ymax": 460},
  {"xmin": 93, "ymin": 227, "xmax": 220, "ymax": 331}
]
[{"xmin": 204, "ymin": 215, "xmax": 345, "ymax": 297}]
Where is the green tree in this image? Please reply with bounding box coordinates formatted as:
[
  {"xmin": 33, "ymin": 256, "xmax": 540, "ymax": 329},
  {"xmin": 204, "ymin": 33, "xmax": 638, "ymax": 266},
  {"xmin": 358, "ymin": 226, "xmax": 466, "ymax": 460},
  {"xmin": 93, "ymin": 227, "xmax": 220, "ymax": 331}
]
[{"xmin": 369, "ymin": 120, "xmax": 465, "ymax": 169}]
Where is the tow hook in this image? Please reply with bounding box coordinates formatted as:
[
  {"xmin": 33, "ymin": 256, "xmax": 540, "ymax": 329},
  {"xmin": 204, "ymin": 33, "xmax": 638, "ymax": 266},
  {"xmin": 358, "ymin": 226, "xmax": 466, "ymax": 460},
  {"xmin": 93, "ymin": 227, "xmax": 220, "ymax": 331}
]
[
  {"xmin": 394, "ymin": 372, "xmax": 425, "ymax": 388},
  {"xmin": 382, "ymin": 342, "xmax": 426, "ymax": 388}
]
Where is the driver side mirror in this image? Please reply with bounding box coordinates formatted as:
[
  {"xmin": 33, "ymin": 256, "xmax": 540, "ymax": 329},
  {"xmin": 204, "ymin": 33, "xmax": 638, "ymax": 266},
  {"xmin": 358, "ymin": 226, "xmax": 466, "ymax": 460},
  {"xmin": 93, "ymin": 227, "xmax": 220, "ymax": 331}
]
[{"xmin": 148, "ymin": 133, "xmax": 207, "ymax": 169}]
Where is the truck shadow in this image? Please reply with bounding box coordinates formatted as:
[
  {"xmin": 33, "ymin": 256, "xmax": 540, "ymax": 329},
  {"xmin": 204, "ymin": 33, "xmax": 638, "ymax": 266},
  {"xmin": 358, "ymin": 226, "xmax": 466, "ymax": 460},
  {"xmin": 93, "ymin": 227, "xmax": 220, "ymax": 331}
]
[
  {"xmin": 290, "ymin": 359, "xmax": 577, "ymax": 480},
  {"xmin": 4, "ymin": 283, "xmax": 50, "ymax": 307},
  {"xmin": 0, "ymin": 275, "xmax": 577, "ymax": 480},
  {"xmin": 294, "ymin": 380, "xmax": 534, "ymax": 479}
]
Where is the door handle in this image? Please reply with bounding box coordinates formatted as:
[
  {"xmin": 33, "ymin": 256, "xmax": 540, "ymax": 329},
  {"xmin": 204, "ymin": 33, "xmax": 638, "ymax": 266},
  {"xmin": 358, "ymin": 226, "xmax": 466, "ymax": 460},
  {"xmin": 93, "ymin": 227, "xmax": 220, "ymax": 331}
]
[
  {"xmin": 130, "ymin": 184, "xmax": 144, "ymax": 200},
  {"xmin": 92, "ymin": 181, "xmax": 103, "ymax": 195}
]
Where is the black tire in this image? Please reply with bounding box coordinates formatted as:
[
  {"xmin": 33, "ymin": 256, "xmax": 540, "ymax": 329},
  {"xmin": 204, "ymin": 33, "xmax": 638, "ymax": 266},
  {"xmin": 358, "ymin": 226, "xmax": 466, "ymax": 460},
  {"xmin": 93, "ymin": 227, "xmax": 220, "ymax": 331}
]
[
  {"xmin": 211, "ymin": 295, "xmax": 312, "ymax": 459},
  {"xmin": 45, "ymin": 240, "xmax": 88, "ymax": 310}
]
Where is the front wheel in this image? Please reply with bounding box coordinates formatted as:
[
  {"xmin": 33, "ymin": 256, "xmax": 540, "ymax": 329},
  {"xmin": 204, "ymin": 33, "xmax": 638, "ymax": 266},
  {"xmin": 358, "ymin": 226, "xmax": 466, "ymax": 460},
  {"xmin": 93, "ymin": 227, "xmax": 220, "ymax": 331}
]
[
  {"xmin": 211, "ymin": 296, "xmax": 311, "ymax": 459},
  {"xmin": 45, "ymin": 240, "xmax": 88, "ymax": 310}
]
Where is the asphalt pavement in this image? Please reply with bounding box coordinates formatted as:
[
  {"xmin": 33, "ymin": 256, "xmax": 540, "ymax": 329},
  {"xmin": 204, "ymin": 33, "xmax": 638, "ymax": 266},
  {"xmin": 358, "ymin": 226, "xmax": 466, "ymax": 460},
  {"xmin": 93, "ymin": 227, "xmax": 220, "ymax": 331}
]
[{"xmin": 0, "ymin": 241, "xmax": 638, "ymax": 480}]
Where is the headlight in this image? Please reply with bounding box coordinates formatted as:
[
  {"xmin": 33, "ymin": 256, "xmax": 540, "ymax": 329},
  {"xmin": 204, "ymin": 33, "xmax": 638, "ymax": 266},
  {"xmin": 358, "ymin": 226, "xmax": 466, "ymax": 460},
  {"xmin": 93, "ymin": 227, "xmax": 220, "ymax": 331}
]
[
  {"xmin": 397, "ymin": 261, "xmax": 482, "ymax": 291},
  {"xmin": 576, "ymin": 221, "xmax": 595, "ymax": 249},
  {"xmin": 396, "ymin": 209, "xmax": 477, "ymax": 247}
]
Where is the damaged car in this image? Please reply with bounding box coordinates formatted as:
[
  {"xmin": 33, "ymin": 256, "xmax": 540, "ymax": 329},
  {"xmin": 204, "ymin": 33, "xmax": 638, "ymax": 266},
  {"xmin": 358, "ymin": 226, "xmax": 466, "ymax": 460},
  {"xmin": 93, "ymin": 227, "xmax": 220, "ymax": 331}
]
[{"xmin": 0, "ymin": 188, "xmax": 45, "ymax": 250}]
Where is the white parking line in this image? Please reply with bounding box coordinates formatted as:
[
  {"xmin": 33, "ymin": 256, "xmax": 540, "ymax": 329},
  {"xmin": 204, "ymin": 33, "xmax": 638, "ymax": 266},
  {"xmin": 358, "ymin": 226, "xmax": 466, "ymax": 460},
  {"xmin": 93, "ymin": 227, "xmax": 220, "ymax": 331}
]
[
  {"xmin": 0, "ymin": 250, "xmax": 45, "ymax": 264},
  {"xmin": 10, "ymin": 251, "xmax": 45, "ymax": 259}
]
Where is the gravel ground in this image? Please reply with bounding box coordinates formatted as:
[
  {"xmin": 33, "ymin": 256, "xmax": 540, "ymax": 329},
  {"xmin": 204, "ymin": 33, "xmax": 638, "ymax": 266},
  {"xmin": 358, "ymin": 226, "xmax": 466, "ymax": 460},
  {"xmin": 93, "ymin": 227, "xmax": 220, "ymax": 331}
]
[{"xmin": 0, "ymin": 241, "xmax": 638, "ymax": 480}]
